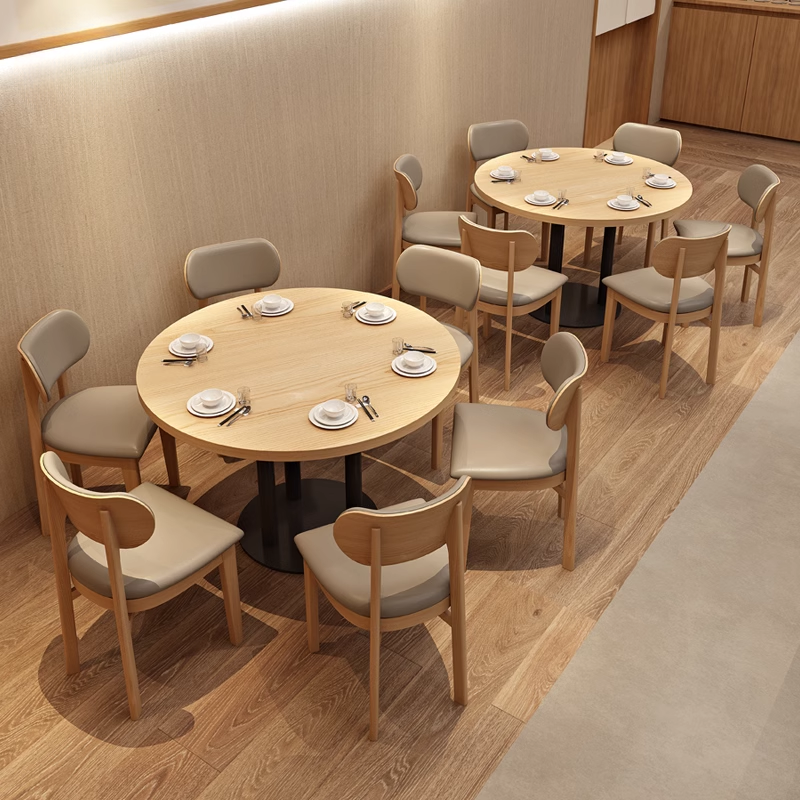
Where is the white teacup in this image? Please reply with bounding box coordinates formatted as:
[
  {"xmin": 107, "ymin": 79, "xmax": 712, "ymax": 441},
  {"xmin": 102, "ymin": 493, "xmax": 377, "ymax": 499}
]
[
  {"xmin": 652, "ymin": 173, "xmax": 669, "ymax": 186},
  {"xmin": 322, "ymin": 399, "xmax": 347, "ymax": 420},
  {"xmin": 179, "ymin": 333, "xmax": 201, "ymax": 352},
  {"xmin": 533, "ymin": 190, "xmax": 550, "ymax": 203},
  {"xmin": 496, "ymin": 165, "xmax": 514, "ymax": 177},
  {"xmin": 261, "ymin": 294, "xmax": 283, "ymax": 310},
  {"xmin": 199, "ymin": 388, "xmax": 224, "ymax": 408},
  {"xmin": 540, "ymin": 149, "xmax": 554, "ymax": 159},
  {"xmin": 616, "ymin": 194, "xmax": 635, "ymax": 208},
  {"xmin": 364, "ymin": 302, "xmax": 386, "ymax": 318},
  {"xmin": 403, "ymin": 350, "xmax": 426, "ymax": 370},
  {"xmin": 610, "ymin": 151, "xmax": 626, "ymax": 162}
]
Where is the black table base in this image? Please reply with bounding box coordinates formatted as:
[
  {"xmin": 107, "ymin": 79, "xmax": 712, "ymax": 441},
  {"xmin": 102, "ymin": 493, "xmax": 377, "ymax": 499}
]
[{"xmin": 239, "ymin": 455, "xmax": 375, "ymax": 574}]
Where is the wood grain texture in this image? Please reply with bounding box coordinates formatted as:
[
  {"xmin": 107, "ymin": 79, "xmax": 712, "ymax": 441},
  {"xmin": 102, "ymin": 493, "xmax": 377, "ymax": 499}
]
[
  {"xmin": 0, "ymin": 0, "xmax": 593, "ymax": 521},
  {"xmin": 675, "ymin": 0, "xmax": 800, "ymax": 14}
]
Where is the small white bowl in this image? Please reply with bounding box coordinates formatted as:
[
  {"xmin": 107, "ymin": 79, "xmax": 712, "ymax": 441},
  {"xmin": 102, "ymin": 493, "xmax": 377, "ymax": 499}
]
[
  {"xmin": 533, "ymin": 190, "xmax": 550, "ymax": 203},
  {"xmin": 616, "ymin": 194, "xmax": 635, "ymax": 208},
  {"xmin": 540, "ymin": 149, "xmax": 554, "ymax": 158},
  {"xmin": 199, "ymin": 388, "xmax": 224, "ymax": 408},
  {"xmin": 496, "ymin": 165, "xmax": 514, "ymax": 176},
  {"xmin": 322, "ymin": 399, "xmax": 347, "ymax": 419},
  {"xmin": 262, "ymin": 294, "xmax": 283, "ymax": 310},
  {"xmin": 364, "ymin": 302, "xmax": 386, "ymax": 318},
  {"xmin": 610, "ymin": 151, "xmax": 626, "ymax": 162},
  {"xmin": 179, "ymin": 333, "xmax": 201, "ymax": 351},
  {"xmin": 403, "ymin": 351, "xmax": 426, "ymax": 370},
  {"xmin": 652, "ymin": 174, "xmax": 669, "ymax": 185}
]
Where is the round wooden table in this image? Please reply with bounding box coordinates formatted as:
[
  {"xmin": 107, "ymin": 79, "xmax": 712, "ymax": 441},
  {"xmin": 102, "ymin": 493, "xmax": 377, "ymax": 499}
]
[
  {"xmin": 136, "ymin": 288, "xmax": 462, "ymax": 573},
  {"xmin": 475, "ymin": 147, "xmax": 693, "ymax": 327}
]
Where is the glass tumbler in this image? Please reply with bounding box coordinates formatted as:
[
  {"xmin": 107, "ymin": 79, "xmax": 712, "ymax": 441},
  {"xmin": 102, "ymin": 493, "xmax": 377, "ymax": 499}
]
[
  {"xmin": 252, "ymin": 302, "xmax": 264, "ymax": 321},
  {"xmin": 342, "ymin": 301, "xmax": 355, "ymax": 319},
  {"xmin": 237, "ymin": 386, "xmax": 251, "ymax": 406},
  {"xmin": 195, "ymin": 340, "xmax": 208, "ymax": 363},
  {"xmin": 642, "ymin": 165, "xmax": 654, "ymax": 180},
  {"xmin": 392, "ymin": 337, "xmax": 404, "ymax": 357},
  {"xmin": 345, "ymin": 383, "xmax": 358, "ymax": 403}
]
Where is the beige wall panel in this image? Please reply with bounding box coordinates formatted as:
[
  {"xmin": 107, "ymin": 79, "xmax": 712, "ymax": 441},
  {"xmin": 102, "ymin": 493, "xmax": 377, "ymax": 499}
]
[{"xmin": 0, "ymin": 0, "xmax": 593, "ymax": 520}]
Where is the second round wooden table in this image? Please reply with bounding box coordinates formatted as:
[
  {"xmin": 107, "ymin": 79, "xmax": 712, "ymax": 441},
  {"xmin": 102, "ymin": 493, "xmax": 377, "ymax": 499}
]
[{"xmin": 136, "ymin": 288, "xmax": 462, "ymax": 573}]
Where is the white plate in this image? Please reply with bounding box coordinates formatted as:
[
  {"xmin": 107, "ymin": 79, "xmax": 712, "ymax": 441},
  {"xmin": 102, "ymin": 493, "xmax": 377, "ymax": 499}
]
[
  {"xmin": 607, "ymin": 199, "xmax": 641, "ymax": 211},
  {"xmin": 255, "ymin": 297, "xmax": 294, "ymax": 316},
  {"xmin": 312, "ymin": 402, "xmax": 357, "ymax": 426},
  {"xmin": 395, "ymin": 354, "xmax": 434, "ymax": 373},
  {"xmin": 186, "ymin": 390, "xmax": 236, "ymax": 418},
  {"xmin": 392, "ymin": 355, "xmax": 437, "ymax": 378},
  {"xmin": 308, "ymin": 403, "xmax": 359, "ymax": 430},
  {"xmin": 646, "ymin": 177, "xmax": 677, "ymax": 189},
  {"xmin": 604, "ymin": 155, "xmax": 634, "ymax": 166},
  {"xmin": 356, "ymin": 307, "xmax": 397, "ymax": 325},
  {"xmin": 169, "ymin": 335, "xmax": 214, "ymax": 358},
  {"xmin": 539, "ymin": 154, "xmax": 560, "ymax": 161},
  {"xmin": 490, "ymin": 169, "xmax": 520, "ymax": 180},
  {"xmin": 525, "ymin": 193, "xmax": 557, "ymax": 206}
]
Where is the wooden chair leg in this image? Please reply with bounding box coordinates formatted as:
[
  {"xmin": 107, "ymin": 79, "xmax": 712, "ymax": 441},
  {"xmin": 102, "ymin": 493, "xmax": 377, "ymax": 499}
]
[
  {"xmin": 487, "ymin": 207, "xmax": 496, "ymax": 229},
  {"xmin": 303, "ymin": 562, "xmax": 320, "ymax": 653},
  {"xmin": 562, "ymin": 473, "xmax": 577, "ymax": 571},
  {"xmin": 47, "ymin": 500, "xmax": 80, "ymax": 674},
  {"xmin": 754, "ymin": 261, "xmax": 769, "ymax": 327},
  {"xmin": 112, "ymin": 599, "xmax": 142, "ymax": 720},
  {"xmin": 600, "ymin": 292, "xmax": 617, "ymax": 362},
  {"xmin": 454, "ymin": 307, "xmax": 465, "ymax": 329},
  {"xmin": 431, "ymin": 412, "xmax": 444, "ymax": 471},
  {"xmin": 369, "ymin": 626, "xmax": 381, "ymax": 741},
  {"xmin": 159, "ymin": 429, "xmax": 180, "ymax": 488},
  {"xmin": 483, "ymin": 311, "xmax": 492, "ymax": 340},
  {"xmin": 68, "ymin": 463, "xmax": 83, "ymax": 488},
  {"xmin": 451, "ymin": 593, "xmax": 468, "ymax": 706},
  {"xmin": 420, "ymin": 296, "xmax": 427, "ymax": 314},
  {"xmin": 468, "ymin": 359, "xmax": 479, "ymax": 404},
  {"xmin": 121, "ymin": 463, "xmax": 141, "ymax": 492},
  {"xmin": 661, "ymin": 218, "xmax": 670, "ymax": 239},
  {"xmin": 219, "ymin": 546, "xmax": 243, "ymax": 646},
  {"xmin": 707, "ymin": 315, "xmax": 722, "ymax": 386},
  {"xmin": 659, "ymin": 323, "xmax": 676, "ymax": 399},
  {"xmin": 549, "ymin": 290, "xmax": 562, "ymax": 337},
  {"xmin": 391, "ymin": 239, "xmax": 401, "ymax": 300},
  {"xmin": 540, "ymin": 223, "xmax": 551, "ymax": 264},
  {"xmin": 661, "ymin": 322, "xmax": 669, "ymax": 346},
  {"xmin": 502, "ymin": 212, "xmax": 509, "ymax": 231},
  {"xmin": 741, "ymin": 265, "xmax": 753, "ymax": 303},
  {"xmin": 583, "ymin": 227, "xmax": 594, "ymax": 267},
  {"xmin": 557, "ymin": 489, "xmax": 565, "ymax": 519},
  {"xmin": 617, "ymin": 226, "xmax": 624, "ymax": 245},
  {"xmin": 504, "ymin": 312, "xmax": 513, "ymax": 391},
  {"xmin": 644, "ymin": 222, "xmax": 657, "ymax": 267}
]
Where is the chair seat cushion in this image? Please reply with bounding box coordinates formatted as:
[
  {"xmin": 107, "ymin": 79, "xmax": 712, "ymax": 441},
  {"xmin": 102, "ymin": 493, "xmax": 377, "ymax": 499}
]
[
  {"xmin": 403, "ymin": 211, "xmax": 477, "ymax": 248},
  {"xmin": 450, "ymin": 403, "xmax": 567, "ymax": 481},
  {"xmin": 602, "ymin": 267, "xmax": 714, "ymax": 314},
  {"xmin": 442, "ymin": 323, "xmax": 474, "ymax": 367},
  {"xmin": 67, "ymin": 482, "xmax": 243, "ymax": 600},
  {"xmin": 672, "ymin": 219, "xmax": 763, "ymax": 259},
  {"xmin": 42, "ymin": 386, "xmax": 157, "ymax": 459},
  {"xmin": 295, "ymin": 499, "xmax": 451, "ymax": 618},
  {"xmin": 470, "ymin": 183, "xmax": 493, "ymax": 207},
  {"xmin": 480, "ymin": 265, "xmax": 567, "ymax": 307}
]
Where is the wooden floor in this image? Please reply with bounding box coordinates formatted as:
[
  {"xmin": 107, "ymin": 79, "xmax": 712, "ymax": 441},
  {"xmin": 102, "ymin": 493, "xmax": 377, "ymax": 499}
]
[{"xmin": 2, "ymin": 124, "xmax": 799, "ymax": 800}]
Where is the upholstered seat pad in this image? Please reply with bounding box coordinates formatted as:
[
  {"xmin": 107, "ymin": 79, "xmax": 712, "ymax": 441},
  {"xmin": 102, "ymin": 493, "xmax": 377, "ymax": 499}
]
[
  {"xmin": 603, "ymin": 267, "xmax": 714, "ymax": 314},
  {"xmin": 67, "ymin": 482, "xmax": 243, "ymax": 600},
  {"xmin": 42, "ymin": 386, "xmax": 157, "ymax": 459},
  {"xmin": 403, "ymin": 211, "xmax": 477, "ymax": 247},
  {"xmin": 295, "ymin": 500, "xmax": 451, "ymax": 618},
  {"xmin": 470, "ymin": 182, "xmax": 493, "ymax": 207},
  {"xmin": 442, "ymin": 323, "xmax": 474, "ymax": 366},
  {"xmin": 450, "ymin": 403, "xmax": 567, "ymax": 481},
  {"xmin": 480, "ymin": 266, "xmax": 567, "ymax": 307},
  {"xmin": 672, "ymin": 220, "xmax": 763, "ymax": 259}
]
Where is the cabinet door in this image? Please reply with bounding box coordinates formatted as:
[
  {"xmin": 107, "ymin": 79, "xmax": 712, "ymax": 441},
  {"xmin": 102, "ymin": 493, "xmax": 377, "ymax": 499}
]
[
  {"xmin": 626, "ymin": 0, "xmax": 655, "ymax": 24},
  {"xmin": 741, "ymin": 17, "xmax": 800, "ymax": 141},
  {"xmin": 596, "ymin": 0, "xmax": 628, "ymax": 35},
  {"xmin": 661, "ymin": 7, "xmax": 756, "ymax": 131}
]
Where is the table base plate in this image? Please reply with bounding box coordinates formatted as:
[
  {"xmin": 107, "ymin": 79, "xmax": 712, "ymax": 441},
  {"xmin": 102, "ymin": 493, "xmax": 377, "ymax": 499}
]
[
  {"xmin": 238, "ymin": 478, "xmax": 376, "ymax": 573},
  {"xmin": 531, "ymin": 283, "xmax": 621, "ymax": 328}
]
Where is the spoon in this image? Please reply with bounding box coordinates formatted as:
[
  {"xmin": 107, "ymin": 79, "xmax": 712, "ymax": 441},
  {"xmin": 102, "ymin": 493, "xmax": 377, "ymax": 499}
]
[
  {"xmin": 361, "ymin": 395, "xmax": 379, "ymax": 418},
  {"xmin": 162, "ymin": 359, "xmax": 194, "ymax": 366},
  {"xmin": 226, "ymin": 406, "xmax": 250, "ymax": 426}
]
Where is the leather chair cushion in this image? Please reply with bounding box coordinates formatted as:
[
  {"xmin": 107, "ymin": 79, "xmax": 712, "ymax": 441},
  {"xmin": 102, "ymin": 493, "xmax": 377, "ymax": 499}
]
[
  {"xmin": 442, "ymin": 323, "xmax": 474, "ymax": 366},
  {"xmin": 450, "ymin": 403, "xmax": 567, "ymax": 481},
  {"xmin": 603, "ymin": 267, "xmax": 714, "ymax": 314},
  {"xmin": 403, "ymin": 211, "xmax": 477, "ymax": 247},
  {"xmin": 67, "ymin": 482, "xmax": 243, "ymax": 599},
  {"xmin": 672, "ymin": 220, "xmax": 763, "ymax": 259},
  {"xmin": 480, "ymin": 266, "xmax": 567, "ymax": 307},
  {"xmin": 42, "ymin": 386, "xmax": 157, "ymax": 459}
]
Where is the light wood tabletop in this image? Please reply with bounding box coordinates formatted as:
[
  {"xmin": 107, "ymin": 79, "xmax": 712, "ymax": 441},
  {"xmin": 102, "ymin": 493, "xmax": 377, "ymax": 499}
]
[
  {"xmin": 136, "ymin": 288, "xmax": 462, "ymax": 463},
  {"xmin": 474, "ymin": 148, "xmax": 693, "ymax": 228}
]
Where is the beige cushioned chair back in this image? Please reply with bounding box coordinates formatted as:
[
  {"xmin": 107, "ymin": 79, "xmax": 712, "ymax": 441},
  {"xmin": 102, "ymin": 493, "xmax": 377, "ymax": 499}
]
[
  {"xmin": 468, "ymin": 119, "xmax": 529, "ymax": 163},
  {"xmin": 738, "ymin": 165, "xmax": 780, "ymax": 223},
  {"xmin": 185, "ymin": 238, "xmax": 281, "ymax": 301},
  {"xmin": 459, "ymin": 215, "xmax": 538, "ymax": 271},
  {"xmin": 652, "ymin": 228, "xmax": 730, "ymax": 280},
  {"xmin": 396, "ymin": 245, "xmax": 481, "ymax": 311},
  {"xmin": 18, "ymin": 309, "xmax": 90, "ymax": 402},
  {"xmin": 40, "ymin": 452, "xmax": 155, "ymax": 548},
  {"xmin": 613, "ymin": 123, "xmax": 682, "ymax": 167},
  {"xmin": 393, "ymin": 154, "xmax": 423, "ymax": 211},
  {"xmin": 333, "ymin": 476, "xmax": 472, "ymax": 566},
  {"xmin": 542, "ymin": 332, "xmax": 588, "ymax": 431}
]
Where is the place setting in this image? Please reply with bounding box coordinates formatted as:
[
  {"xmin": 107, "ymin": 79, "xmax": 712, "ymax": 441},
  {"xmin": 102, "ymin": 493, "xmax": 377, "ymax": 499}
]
[
  {"xmin": 490, "ymin": 165, "xmax": 520, "ymax": 183},
  {"xmin": 392, "ymin": 347, "xmax": 437, "ymax": 378},
  {"xmin": 252, "ymin": 292, "xmax": 293, "ymax": 317},
  {"xmin": 607, "ymin": 188, "xmax": 640, "ymax": 212},
  {"xmin": 186, "ymin": 387, "xmax": 236, "ymax": 418},
  {"xmin": 164, "ymin": 332, "xmax": 213, "ymax": 365},
  {"xmin": 645, "ymin": 172, "xmax": 676, "ymax": 189},
  {"xmin": 354, "ymin": 301, "xmax": 397, "ymax": 325},
  {"xmin": 525, "ymin": 189, "xmax": 557, "ymax": 207},
  {"xmin": 604, "ymin": 150, "xmax": 634, "ymax": 166}
]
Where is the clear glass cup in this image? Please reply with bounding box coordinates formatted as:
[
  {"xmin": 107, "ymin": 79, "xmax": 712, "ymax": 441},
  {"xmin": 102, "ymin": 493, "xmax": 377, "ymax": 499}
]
[
  {"xmin": 595, "ymin": 149, "xmax": 605, "ymax": 162},
  {"xmin": 530, "ymin": 150, "xmax": 538, "ymax": 163},
  {"xmin": 392, "ymin": 337, "xmax": 404, "ymax": 357},
  {"xmin": 342, "ymin": 301, "xmax": 355, "ymax": 319},
  {"xmin": 626, "ymin": 186, "xmax": 636, "ymax": 200},
  {"xmin": 252, "ymin": 302, "xmax": 263, "ymax": 321},
  {"xmin": 642, "ymin": 165, "xmax": 654, "ymax": 180},
  {"xmin": 345, "ymin": 382, "xmax": 358, "ymax": 403},
  {"xmin": 558, "ymin": 188, "xmax": 568, "ymax": 202},
  {"xmin": 237, "ymin": 386, "xmax": 250, "ymax": 406},
  {"xmin": 195, "ymin": 339, "xmax": 208, "ymax": 363}
]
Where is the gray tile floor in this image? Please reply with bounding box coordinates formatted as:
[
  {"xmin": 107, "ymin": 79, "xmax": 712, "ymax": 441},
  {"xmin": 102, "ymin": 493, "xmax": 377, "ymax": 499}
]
[{"xmin": 479, "ymin": 334, "xmax": 800, "ymax": 800}]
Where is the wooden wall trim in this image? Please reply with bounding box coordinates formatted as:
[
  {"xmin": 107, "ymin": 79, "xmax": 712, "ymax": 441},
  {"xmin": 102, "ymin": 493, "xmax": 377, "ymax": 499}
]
[{"xmin": 0, "ymin": 0, "xmax": 286, "ymax": 61}]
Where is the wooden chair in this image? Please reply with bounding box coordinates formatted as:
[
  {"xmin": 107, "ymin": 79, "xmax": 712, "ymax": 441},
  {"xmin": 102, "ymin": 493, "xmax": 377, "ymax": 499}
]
[
  {"xmin": 459, "ymin": 215, "xmax": 567, "ymax": 391},
  {"xmin": 600, "ymin": 227, "xmax": 730, "ymax": 399},
  {"xmin": 584, "ymin": 123, "xmax": 682, "ymax": 268},
  {"xmin": 392, "ymin": 154, "xmax": 477, "ymax": 304},
  {"xmin": 19, "ymin": 309, "xmax": 180, "ymax": 537},
  {"xmin": 674, "ymin": 164, "xmax": 780, "ymax": 327},
  {"xmin": 184, "ymin": 237, "xmax": 281, "ymax": 308},
  {"xmin": 396, "ymin": 245, "xmax": 481, "ymax": 470},
  {"xmin": 295, "ymin": 475, "xmax": 474, "ymax": 741},
  {"xmin": 39, "ymin": 451, "xmax": 244, "ymax": 720},
  {"xmin": 449, "ymin": 332, "xmax": 586, "ymax": 570}
]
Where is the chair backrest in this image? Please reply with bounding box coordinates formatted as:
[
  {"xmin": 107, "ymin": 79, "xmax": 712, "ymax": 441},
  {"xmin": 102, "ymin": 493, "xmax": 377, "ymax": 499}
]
[
  {"xmin": 468, "ymin": 120, "xmax": 529, "ymax": 164},
  {"xmin": 18, "ymin": 310, "xmax": 90, "ymax": 402},
  {"xmin": 737, "ymin": 164, "xmax": 780, "ymax": 225},
  {"xmin": 40, "ymin": 452, "xmax": 155, "ymax": 548},
  {"xmin": 459, "ymin": 215, "xmax": 538, "ymax": 272},
  {"xmin": 613, "ymin": 123, "xmax": 682, "ymax": 167},
  {"xmin": 333, "ymin": 476, "xmax": 472, "ymax": 566},
  {"xmin": 393, "ymin": 154, "xmax": 423, "ymax": 212},
  {"xmin": 541, "ymin": 332, "xmax": 588, "ymax": 430},
  {"xmin": 184, "ymin": 238, "xmax": 281, "ymax": 303},
  {"xmin": 395, "ymin": 245, "xmax": 481, "ymax": 311},
  {"xmin": 652, "ymin": 228, "xmax": 730, "ymax": 281}
]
